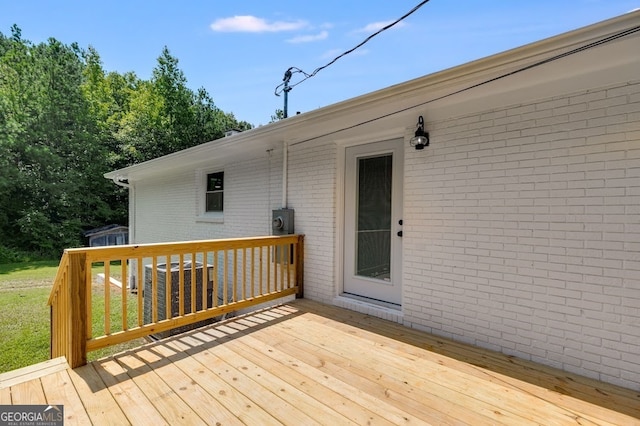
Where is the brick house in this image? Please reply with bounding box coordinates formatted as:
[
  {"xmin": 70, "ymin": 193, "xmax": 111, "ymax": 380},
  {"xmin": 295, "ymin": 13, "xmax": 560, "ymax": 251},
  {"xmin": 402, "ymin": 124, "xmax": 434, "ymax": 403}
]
[{"xmin": 105, "ymin": 12, "xmax": 640, "ymax": 390}]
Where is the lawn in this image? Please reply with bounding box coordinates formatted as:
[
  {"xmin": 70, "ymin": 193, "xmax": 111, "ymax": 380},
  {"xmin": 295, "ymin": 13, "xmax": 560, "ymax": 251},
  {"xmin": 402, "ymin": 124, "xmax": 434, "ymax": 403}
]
[{"xmin": 0, "ymin": 260, "xmax": 145, "ymax": 373}]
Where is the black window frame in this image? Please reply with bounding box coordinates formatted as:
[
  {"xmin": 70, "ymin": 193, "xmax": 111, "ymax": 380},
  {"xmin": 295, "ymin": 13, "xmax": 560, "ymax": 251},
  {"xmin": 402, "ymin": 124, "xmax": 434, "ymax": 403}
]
[{"xmin": 205, "ymin": 171, "xmax": 224, "ymax": 213}]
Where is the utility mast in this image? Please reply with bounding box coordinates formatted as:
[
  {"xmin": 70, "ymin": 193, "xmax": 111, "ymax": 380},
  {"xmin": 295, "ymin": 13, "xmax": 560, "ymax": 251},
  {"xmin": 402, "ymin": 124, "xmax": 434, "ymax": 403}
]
[{"xmin": 282, "ymin": 68, "xmax": 292, "ymax": 118}]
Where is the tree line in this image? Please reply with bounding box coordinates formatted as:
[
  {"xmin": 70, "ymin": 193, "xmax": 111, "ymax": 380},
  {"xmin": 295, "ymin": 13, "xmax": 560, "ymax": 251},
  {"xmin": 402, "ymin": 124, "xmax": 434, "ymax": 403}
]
[{"xmin": 0, "ymin": 25, "xmax": 252, "ymax": 262}]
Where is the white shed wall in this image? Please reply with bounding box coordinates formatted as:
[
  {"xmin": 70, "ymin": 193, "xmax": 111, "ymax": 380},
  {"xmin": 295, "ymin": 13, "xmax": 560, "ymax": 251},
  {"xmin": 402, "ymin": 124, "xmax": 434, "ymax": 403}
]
[{"xmin": 403, "ymin": 80, "xmax": 640, "ymax": 389}]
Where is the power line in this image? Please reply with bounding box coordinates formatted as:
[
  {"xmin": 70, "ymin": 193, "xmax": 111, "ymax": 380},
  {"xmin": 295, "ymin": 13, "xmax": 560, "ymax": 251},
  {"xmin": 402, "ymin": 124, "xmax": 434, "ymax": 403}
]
[
  {"xmin": 288, "ymin": 23, "xmax": 640, "ymax": 147},
  {"xmin": 274, "ymin": 0, "xmax": 431, "ymax": 98}
]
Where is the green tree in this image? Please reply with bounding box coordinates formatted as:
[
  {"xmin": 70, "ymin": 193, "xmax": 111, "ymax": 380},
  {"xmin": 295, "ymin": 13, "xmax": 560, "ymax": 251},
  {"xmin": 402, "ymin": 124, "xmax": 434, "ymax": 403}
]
[
  {"xmin": 0, "ymin": 26, "xmax": 256, "ymax": 259},
  {"xmin": 270, "ymin": 108, "xmax": 285, "ymax": 123},
  {"xmin": 0, "ymin": 29, "xmax": 113, "ymax": 256}
]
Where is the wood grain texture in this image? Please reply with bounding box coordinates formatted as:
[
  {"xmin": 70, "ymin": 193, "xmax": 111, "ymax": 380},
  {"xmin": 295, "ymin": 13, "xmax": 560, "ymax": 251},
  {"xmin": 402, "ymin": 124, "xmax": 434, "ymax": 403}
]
[{"xmin": 3, "ymin": 299, "xmax": 639, "ymax": 425}]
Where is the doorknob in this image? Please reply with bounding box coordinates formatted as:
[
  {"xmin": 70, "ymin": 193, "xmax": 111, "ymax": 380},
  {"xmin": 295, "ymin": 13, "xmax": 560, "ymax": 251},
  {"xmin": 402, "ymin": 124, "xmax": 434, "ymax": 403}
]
[{"xmin": 397, "ymin": 231, "xmax": 403, "ymax": 237}]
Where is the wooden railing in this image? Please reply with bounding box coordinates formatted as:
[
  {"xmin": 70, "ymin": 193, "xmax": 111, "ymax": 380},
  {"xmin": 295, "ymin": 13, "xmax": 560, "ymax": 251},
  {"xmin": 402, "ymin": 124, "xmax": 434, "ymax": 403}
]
[{"xmin": 48, "ymin": 235, "xmax": 304, "ymax": 368}]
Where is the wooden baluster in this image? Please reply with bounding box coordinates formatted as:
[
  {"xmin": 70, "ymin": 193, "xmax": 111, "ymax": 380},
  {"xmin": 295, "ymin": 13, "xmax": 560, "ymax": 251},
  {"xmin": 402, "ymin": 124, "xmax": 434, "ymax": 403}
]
[
  {"xmin": 136, "ymin": 257, "xmax": 143, "ymax": 327},
  {"xmin": 86, "ymin": 260, "xmax": 92, "ymax": 339},
  {"xmin": 190, "ymin": 252, "xmax": 196, "ymax": 314},
  {"xmin": 202, "ymin": 252, "xmax": 208, "ymax": 310},
  {"xmin": 179, "ymin": 254, "xmax": 185, "ymax": 316},
  {"xmin": 104, "ymin": 261, "xmax": 111, "ymax": 335},
  {"xmin": 166, "ymin": 256, "xmax": 172, "ymax": 319},
  {"xmin": 250, "ymin": 247, "xmax": 255, "ymax": 298},
  {"xmin": 267, "ymin": 245, "xmax": 271, "ymax": 294},
  {"xmin": 232, "ymin": 249, "xmax": 237, "ymax": 303},
  {"xmin": 296, "ymin": 235, "xmax": 304, "ymax": 298},
  {"xmin": 280, "ymin": 245, "xmax": 289, "ymax": 291},
  {"xmin": 242, "ymin": 248, "xmax": 246, "ymax": 301},
  {"xmin": 212, "ymin": 250, "xmax": 218, "ymax": 308},
  {"xmin": 274, "ymin": 244, "xmax": 279, "ymax": 292},
  {"xmin": 152, "ymin": 257, "xmax": 158, "ymax": 323},
  {"xmin": 223, "ymin": 250, "xmax": 228, "ymax": 305},
  {"xmin": 259, "ymin": 246, "xmax": 264, "ymax": 296},
  {"xmin": 121, "ymin": 259, "xmax": 128, "ymax": 331}
]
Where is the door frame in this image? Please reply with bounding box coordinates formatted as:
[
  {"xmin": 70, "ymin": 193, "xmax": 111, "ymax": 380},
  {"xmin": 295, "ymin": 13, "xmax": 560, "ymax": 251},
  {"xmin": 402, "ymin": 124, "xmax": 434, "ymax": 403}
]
[{"xmin": 336, "ymin": 135, "xmax": 404, "ymax": 307}]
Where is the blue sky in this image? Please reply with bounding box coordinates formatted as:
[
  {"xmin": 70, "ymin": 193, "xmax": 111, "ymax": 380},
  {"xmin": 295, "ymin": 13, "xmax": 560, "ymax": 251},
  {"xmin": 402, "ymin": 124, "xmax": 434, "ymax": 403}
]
[{"xmin": 1, "ymin": 1, "xmax": 638, "ymax": 126}]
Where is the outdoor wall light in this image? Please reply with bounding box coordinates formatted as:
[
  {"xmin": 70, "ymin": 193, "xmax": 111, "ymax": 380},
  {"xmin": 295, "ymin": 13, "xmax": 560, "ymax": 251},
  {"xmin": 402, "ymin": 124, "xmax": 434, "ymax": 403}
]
[{"xmin": 409, "ymin": 116, "xmax": 430, "ymax": 150}]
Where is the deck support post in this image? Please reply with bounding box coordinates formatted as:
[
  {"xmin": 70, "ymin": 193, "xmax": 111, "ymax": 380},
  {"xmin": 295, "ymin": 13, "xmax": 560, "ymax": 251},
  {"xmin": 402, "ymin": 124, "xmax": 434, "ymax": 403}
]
[
  {"xmin": 296, "ymin": 235, "xmax": 304, "ymax": 298},
  {"xmin": 68, "ymin": 253, "xmax": 88, "ymax": 368}
]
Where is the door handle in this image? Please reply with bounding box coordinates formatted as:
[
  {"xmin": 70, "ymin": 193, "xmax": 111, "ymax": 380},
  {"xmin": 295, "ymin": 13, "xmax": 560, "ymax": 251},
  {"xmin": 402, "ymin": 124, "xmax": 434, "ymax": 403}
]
[{"xmin": 397, "ymin": 231, "xmax": 403, "ymax": 237}]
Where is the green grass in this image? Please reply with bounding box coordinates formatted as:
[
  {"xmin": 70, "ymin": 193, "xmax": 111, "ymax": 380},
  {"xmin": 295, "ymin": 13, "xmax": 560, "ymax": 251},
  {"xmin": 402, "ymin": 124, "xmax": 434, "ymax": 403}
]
[
  {"xmin": 0, "ymin": 260, "xmax": 61, "ymax": 287},
  {"xmin": 0, "ymin": 286, "xmax": 52, "ymax": 373},
  {"xmin": 0, "ymin": 260, "xmax": 145, "ymax": 373},
  {"xmin": 87, "ymin": 283, "xmax": 144, "ymax": 362}
]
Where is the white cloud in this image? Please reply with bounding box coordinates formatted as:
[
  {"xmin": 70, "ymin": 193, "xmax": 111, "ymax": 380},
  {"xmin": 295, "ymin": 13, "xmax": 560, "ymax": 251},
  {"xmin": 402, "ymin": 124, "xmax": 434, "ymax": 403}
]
[
  {"xmin": 211, "ymin": 15, "xmax": 307, "ymax": 33},
  {"xmin": 286, "ymin": 30, "xmax": 329, "ymax": 44},
  {"xmin": 355, "ymin": 20, "xmax": 406, "ymax": 33}
]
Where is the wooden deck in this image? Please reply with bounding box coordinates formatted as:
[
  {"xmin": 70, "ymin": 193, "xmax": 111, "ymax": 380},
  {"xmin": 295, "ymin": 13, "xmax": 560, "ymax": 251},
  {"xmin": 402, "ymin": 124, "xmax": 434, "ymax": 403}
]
[{"xmin": 1, "ymin": 300, "xmax": 638, "ymax": 425}]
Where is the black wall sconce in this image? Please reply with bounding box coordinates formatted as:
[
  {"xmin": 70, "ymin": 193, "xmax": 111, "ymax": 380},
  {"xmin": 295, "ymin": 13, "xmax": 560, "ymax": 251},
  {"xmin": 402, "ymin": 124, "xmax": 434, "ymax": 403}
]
[{"xmin": 409, "ymin": 116, "xmax": 429, "ymax": 150}]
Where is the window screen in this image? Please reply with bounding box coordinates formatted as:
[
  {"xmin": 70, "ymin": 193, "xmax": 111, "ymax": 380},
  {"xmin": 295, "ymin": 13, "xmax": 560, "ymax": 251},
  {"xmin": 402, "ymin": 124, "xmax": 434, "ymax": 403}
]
[{"xmin": 206, "ymin": 172, "xmax": 224, "ymax": 212}]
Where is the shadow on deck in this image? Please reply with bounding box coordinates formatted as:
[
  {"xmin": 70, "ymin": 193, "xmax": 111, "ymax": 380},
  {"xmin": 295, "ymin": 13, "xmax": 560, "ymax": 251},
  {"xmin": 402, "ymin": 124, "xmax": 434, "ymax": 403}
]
[{"xmin": 1, "ymin": 299, "xmax": 639, "ymax": 425}]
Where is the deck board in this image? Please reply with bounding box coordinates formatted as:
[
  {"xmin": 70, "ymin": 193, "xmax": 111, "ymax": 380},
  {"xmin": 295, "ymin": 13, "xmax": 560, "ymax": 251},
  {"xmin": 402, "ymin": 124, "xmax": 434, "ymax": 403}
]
[
  {"xmin": 245, "ymin": 309, "xmax": 527, "ymax": 425},
  {"xmin": 0, "ymin": 386, "xmax": 11, "ymax": 404},
  {"xmin": 283, "ymin": 309, "xmax": 601, "ymax": 425},
  {"xmin": 92, "ymin": 357, "xmax": 170, "ymax": 426},
  {"xmin": 1, "ymin": 299, "xmax": 638, "ymax": 425},
  {"xmin": 307, "ymin": 301, "xmax": 640, "ymax": 424},
  {"xmin": 40, "ymin": 370, "xmax": 93, "ymax": 425},
  {"xmin": 67, "ymin": 364, "xmax": 130, "ymax": 425},
  {"xmin": 154, "ymin": 338, "xmax": 280, "ymax": 425},
  {"xmin": 113, "ymin": 350, "xmax": 209, "ymax": 425},
  {"xmin": 10, "ymin": 378, "xmax": 47, "ymax": 405},
  {"xmin": 223, "ymin": 337, "xmax": 393, "ymax": 425}
]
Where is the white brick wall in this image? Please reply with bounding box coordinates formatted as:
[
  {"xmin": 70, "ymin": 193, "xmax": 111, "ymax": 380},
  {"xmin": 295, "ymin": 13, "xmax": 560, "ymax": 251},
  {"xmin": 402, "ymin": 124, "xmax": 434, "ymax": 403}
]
[
  {"xmin": 404, "ymin": 80, "xmax": 640, "ymax": 389},
  {"xmin": 134, "ymin": 169, "xmax": 195, "ymax": 243},
  {"xmin": 134, "ymin": 142, "xmax": 338, "ymax": 304},
  {"xmin": 134, "ymin": 150, "xmax": 282, "ymax": 243},
  {"xmin": 287, "ymin": 142, "xmax": 337, "ymax": 303},
  {"xmin": 131, "ymin": 80, "xmax": 639, "ymax": 390}
]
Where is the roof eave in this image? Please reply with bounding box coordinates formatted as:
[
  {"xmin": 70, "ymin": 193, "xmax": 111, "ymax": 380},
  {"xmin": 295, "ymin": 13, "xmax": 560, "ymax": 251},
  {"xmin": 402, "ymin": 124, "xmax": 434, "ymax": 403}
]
[{"xmin": 105, "ymin": 10, "xmax": 640, "ymax": 182}]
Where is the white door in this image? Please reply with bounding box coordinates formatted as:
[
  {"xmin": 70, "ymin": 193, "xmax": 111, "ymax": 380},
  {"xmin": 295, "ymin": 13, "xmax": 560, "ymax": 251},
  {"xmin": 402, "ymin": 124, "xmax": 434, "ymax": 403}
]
[{"xmin": 343, "ymin": 139, "xmax": 403, "ymax": 306}]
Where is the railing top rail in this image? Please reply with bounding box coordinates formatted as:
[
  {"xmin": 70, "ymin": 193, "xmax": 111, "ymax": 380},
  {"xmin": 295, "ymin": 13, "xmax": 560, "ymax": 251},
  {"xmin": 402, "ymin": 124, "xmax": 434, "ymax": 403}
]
[
  {"xmin": 49, "ymin": 233, "xmax": 304, "ymax": 367},
  {"xmin": 47, "ymin": 252, "xmax": 69, "ymax": 306},
  {"xmin": 63, "ymin": 234, "xmax": 302, "ymax": 262}
]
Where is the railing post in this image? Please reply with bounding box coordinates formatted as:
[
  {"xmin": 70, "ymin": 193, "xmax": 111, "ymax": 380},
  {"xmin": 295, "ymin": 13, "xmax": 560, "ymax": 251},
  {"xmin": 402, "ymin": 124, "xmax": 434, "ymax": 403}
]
[
  {"xmin": 68, "ymin": 252, "xmax": 88, "ymax": 368},
  {"xmin": 296, "ymin": 235, "xmax": 304, "ymax": 298}
]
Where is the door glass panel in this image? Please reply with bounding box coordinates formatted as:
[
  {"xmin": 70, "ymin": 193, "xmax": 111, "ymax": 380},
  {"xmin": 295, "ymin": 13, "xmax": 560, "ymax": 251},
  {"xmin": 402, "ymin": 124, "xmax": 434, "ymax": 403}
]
[{"xmin": 356, "ymin": 154, "xmax": 392, "ymax": 280}]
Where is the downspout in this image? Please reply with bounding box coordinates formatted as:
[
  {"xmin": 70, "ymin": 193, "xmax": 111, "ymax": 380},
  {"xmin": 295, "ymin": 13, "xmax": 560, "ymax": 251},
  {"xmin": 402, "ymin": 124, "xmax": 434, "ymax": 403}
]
[
  {"xmin": 282, "ymin": 141, "xmax": 288, "ymax": 208},
  {"xmin": 111, "ymin": 175, "xmax": 137, "ymax": 288},
  {"xmin": 111, "ymin": 176, "xmax": 134, "ymax": 241}
]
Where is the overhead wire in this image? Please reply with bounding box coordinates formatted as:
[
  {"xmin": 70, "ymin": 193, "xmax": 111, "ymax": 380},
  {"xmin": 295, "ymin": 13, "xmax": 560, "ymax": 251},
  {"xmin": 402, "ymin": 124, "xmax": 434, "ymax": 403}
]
[
  {"xmin": 275, "ymin": 0, "xmax": 431, "ymax": 96},
  {"xmin": 288, "ymin": 22, "xmax": 640, "ymax": 146}
]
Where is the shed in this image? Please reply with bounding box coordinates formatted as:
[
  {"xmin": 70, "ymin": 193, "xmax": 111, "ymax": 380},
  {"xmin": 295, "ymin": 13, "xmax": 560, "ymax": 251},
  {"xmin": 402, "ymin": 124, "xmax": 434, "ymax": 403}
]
[{"xmin": 84, "ymin": 225, "xmax": 129, "ymax": 247}]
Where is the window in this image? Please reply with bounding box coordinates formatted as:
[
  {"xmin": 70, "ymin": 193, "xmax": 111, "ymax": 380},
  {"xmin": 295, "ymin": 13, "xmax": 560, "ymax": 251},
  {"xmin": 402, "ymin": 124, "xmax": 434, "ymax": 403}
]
[{"xmin": 206, "ymin": 172, "xmax": 224, "ymax": 212}]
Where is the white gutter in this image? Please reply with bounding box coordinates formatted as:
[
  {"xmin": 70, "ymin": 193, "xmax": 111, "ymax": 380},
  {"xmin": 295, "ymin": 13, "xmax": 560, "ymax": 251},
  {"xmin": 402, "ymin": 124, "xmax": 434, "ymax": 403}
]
[
  {"xmin": 111, "ymin": 176, "xmax": 135, "ymax": 245},
  {"xmin": 111, "ymin": 176, "xmax": 130, "ymax": 189}
]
